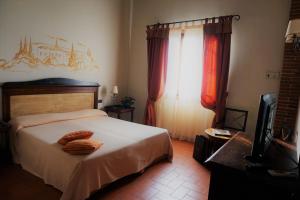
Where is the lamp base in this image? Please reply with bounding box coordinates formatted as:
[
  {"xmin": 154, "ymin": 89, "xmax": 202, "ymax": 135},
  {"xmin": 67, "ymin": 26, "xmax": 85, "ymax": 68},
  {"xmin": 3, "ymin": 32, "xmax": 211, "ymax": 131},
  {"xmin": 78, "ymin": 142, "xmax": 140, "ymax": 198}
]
[{"xmin": 293, "ymin": 36, "xmax": 300, "ymax": 50}]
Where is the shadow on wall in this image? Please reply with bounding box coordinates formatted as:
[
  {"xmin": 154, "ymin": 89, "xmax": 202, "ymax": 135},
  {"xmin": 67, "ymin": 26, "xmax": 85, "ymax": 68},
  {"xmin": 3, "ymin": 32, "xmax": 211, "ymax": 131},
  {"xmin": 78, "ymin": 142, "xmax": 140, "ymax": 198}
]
[{"xmin": 114, "ymin": 0, "xmax": 131, "ymax": 107}]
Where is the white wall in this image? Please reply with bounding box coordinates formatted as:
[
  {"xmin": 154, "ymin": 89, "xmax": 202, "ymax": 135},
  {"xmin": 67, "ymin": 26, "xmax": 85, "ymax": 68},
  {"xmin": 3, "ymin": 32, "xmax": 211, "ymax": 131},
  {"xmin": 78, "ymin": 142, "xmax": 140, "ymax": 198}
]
[
  {"xmin": 0, "ymin": 0, "xmax": 292, "ymax": 134},
  {"xmin": 0, "ymin": 0, "xmax": 131, "ymax": 115},
  {"xmin": 128, "ymin": 0, "xmax": 290, "ymax": 134}
]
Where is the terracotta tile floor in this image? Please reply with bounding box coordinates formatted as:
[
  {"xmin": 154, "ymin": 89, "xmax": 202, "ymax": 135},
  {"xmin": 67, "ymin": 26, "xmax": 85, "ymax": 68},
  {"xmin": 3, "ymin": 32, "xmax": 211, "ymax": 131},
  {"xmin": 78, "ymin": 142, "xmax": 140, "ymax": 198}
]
[
  {"xmin": 0, "ymin": 139, "xmax": 210, "ymax": 200},
  {"xmin": 92, "ymin": 139, "xmax": 210, "ymax": 200}
]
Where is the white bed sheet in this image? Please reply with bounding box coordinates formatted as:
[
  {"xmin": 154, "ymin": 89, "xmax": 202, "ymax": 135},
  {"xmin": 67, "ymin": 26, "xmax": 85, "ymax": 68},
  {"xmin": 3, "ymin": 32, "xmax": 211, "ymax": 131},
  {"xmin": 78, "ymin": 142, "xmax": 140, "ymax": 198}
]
[{"xmin": 10, "ymin": 110, "xmax": 173, "ymax": 200}]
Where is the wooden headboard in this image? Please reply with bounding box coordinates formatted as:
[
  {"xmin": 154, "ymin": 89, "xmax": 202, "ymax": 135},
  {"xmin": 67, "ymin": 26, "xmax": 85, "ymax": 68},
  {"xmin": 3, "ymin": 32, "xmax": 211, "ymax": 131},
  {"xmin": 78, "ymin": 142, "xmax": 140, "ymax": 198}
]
[{"xmin": 2, "ymin": 78, "xmax": 99, "ymax": 122}]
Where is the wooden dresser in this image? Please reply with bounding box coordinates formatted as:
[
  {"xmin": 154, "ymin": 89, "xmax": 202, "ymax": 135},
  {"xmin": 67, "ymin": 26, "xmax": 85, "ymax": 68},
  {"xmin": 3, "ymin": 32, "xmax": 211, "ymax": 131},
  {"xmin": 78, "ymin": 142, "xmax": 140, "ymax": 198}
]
[{"xmin": 205, "ymin": 132, "xmax": 299, "ymax": 200}]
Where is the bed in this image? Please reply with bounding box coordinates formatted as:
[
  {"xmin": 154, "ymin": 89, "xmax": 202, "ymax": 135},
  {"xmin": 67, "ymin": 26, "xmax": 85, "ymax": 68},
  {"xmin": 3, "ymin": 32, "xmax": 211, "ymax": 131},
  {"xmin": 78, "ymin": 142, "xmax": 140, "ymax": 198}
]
[{"xmin": 2, "ymin": 78, "xmax": 173, "ymax": 200}]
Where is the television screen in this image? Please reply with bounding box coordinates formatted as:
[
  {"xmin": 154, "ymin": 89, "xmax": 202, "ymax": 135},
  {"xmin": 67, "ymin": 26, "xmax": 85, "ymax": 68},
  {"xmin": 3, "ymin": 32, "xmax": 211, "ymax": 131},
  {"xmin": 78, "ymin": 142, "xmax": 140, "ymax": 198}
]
[{"xmin": 246, "ymin": 93, "xmax": 277, "ymax": 163}]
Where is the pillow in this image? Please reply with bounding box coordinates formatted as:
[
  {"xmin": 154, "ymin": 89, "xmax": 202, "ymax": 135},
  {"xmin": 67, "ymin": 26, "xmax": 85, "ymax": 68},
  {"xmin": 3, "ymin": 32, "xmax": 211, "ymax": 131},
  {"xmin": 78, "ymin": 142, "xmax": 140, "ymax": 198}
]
[
  {"xmin": 10, "ymin": 109, "xmax": 108, "ymax": 133},
  {"xmin": 58, "ymin": 130, "xmax": 93, "ymax": 145},
  {"xmin": 62, "ymin": 139, "xmax": 103, "ymax": 155}
]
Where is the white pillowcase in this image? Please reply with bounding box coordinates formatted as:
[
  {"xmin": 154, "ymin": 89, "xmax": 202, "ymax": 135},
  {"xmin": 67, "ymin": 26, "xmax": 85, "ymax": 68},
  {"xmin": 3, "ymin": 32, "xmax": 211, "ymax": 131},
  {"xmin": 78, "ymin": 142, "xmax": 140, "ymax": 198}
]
[{"xmin": 9, "ymin": 109, "xmax": 108, "ymax": 133}]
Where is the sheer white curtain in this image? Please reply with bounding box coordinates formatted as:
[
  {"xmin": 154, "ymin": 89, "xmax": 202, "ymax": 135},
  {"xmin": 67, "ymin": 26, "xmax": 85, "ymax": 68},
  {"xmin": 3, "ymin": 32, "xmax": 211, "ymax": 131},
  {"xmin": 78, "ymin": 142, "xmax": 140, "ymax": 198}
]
[{"xmin": 156, "ymin": 26, "xmax": 215, "ymax": 142}]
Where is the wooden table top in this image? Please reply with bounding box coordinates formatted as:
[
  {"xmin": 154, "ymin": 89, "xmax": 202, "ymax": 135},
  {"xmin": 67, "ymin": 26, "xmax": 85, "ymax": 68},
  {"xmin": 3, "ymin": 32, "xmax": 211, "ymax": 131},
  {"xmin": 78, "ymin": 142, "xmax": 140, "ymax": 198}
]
[
  {"xmin": 205, "ymin": 132, "xmax": 298, "ymax": 172},
  {"xmin": 205, "ymin": 128, "xmax": 238, "ymax": 141},
  {"xmin": 104, "ymin": 105, "xmax": 135, "ymax": 113}
]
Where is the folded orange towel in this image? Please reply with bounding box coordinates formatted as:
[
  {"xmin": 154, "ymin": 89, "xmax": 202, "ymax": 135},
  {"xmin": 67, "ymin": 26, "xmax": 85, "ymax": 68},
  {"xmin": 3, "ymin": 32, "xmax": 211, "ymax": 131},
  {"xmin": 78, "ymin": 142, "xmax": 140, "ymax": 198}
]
[
  {"xmin": 57, "ymin": 130, "xmax": 93, "ymax": 145},
  {"xmin": 62, "ymin": 139, "xmax": 103, "ymax": 155}
]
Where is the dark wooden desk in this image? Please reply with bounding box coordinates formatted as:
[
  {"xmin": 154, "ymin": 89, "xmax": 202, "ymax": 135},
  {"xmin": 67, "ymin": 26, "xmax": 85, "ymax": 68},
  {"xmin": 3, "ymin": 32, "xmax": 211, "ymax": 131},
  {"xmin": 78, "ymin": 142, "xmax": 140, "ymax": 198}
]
[
  {"xmin": 205, "ymin": 132, "xmax": 299, "ymax": 200},
  {"xmin": 104, "ymin": 105, "xmax": 135, "ymax": 122}
]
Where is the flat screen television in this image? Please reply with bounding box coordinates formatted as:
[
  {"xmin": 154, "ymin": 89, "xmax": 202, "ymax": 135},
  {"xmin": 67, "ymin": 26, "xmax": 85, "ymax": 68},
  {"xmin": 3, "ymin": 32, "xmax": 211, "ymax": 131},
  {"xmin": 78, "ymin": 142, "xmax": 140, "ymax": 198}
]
[{"xmin": 246, "ymin": 93, "xmax": 277, "ymax": 163}]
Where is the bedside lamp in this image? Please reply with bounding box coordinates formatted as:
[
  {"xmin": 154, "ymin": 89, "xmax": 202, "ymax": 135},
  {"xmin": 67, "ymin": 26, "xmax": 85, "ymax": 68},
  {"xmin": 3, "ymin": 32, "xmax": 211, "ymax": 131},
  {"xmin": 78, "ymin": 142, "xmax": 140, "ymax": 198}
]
[
  {"xmin": 112, "ymin": 85, "xmax": 118, "ymax": 105},
  {"xmin": 285, "ymin": 19, "xmax": 300, "ymax": 50},
  {"xmin": 112, "ymin": 85, "xmax": 118, "ymax": 96}
]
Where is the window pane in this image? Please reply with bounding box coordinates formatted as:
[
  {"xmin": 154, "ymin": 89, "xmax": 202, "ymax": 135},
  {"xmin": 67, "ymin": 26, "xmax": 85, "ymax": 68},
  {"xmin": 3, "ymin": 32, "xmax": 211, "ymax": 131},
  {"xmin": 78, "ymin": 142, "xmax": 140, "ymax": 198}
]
[
  {"xmin": 165, "ymin": 30, "xmax": 181, "ymax": 98},
  {"xmin": 165, "ymin": 28, "xmax": 203, "ymax": 101},
  {"xmin": 179, "ymin": 28, "xmax": 203, "ymax": 101}
]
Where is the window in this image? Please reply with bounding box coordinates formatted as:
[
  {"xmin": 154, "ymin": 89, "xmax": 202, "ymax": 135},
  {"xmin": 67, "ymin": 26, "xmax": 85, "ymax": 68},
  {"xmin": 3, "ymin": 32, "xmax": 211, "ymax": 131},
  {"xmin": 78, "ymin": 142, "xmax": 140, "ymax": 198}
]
[
  {"xmin": 156, "ymin": 26, "xmax": 214, "ymax": 141},
  {"xmin": 165, "ymin": 28, "xmax": 203, "ymax": 101}
]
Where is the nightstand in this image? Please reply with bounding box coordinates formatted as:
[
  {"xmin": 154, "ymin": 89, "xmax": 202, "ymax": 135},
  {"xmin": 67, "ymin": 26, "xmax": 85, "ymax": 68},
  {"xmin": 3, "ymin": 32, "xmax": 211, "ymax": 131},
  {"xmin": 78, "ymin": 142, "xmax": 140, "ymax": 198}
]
[
  {"xmin": 205, "ymin": 128, "xmax": 238, "ymax": 155},
  {"xmin": 0, "ymin": 121, "xmax": 11, "ymax": 163},
  {"xmin": 104, "ymin": 105, "xmax": 135, "ymax": 122},
  {"xmin": 193, "ymin": 130, "xmax": 237, "ymax": 164}
]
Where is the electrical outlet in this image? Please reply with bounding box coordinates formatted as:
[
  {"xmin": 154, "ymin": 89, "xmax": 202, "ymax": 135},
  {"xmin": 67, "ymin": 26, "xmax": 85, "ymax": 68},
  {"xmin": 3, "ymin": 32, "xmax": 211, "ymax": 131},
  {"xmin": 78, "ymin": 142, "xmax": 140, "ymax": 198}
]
[{"xmin": 266, "ymin": 71, "xmax": 281, "ymax": 80}]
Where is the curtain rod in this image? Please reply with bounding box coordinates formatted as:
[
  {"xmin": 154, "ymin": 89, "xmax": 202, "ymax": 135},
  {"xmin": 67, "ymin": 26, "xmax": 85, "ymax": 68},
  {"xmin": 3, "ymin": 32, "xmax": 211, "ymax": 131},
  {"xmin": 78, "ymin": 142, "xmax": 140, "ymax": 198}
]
[{"xmin": 147, "ymin": 14, "xmax": 240, "ymax": 28}]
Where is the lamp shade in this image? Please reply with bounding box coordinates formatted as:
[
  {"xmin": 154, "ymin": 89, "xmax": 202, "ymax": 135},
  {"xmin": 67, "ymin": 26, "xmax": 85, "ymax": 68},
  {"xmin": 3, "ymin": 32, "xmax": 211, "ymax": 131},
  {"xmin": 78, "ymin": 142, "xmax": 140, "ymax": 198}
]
[
  {"xmin": 286, "ymin": 19, "xmax": 300, "ymax": 43},
  {"xmin": 112, "ymin": 85, "xmax": 118, "ymax": 95}
]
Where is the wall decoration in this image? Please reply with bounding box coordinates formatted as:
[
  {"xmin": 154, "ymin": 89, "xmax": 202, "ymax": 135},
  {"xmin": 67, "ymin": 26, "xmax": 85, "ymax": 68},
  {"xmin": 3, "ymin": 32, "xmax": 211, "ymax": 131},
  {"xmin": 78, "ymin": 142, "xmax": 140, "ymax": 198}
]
[{"xmin": 0, "ymin": 36, "xmax": 99, "ymax": 71}]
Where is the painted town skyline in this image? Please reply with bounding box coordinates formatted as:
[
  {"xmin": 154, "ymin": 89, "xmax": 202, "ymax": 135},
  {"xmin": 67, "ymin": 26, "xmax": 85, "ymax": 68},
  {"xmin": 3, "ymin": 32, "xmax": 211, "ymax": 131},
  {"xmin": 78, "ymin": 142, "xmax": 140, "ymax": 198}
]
[{"xmin": 0, "ymin": 36, "xmax": 99, "ymax": 71}]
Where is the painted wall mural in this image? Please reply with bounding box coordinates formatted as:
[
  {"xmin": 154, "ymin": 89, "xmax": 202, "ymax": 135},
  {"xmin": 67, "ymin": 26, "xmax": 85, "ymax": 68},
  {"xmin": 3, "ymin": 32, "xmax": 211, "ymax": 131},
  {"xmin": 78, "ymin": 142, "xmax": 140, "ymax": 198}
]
[{"xmin": 0, "ymin": 36, "xmax": 99, "ymax": 71}]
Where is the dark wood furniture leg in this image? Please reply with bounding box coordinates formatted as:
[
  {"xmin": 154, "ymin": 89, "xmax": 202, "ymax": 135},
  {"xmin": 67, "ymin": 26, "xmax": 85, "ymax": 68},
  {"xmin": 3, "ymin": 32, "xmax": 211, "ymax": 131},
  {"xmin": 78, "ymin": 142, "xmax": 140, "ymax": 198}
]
[{"xmin": 131, "ymin": 110, "xmax": 134, "ymax": 122}]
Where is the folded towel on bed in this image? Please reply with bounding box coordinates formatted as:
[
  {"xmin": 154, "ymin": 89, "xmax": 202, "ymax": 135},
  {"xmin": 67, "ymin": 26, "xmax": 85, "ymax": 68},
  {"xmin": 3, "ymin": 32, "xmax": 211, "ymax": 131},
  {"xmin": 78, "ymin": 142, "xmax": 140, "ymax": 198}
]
[
  {"xmin": 62, "ymin": 139, "xmax": 103, "ymax": 155},
  {"xmin": 58, "ymin": 130, "xmax": 93, "ymax": 145}
]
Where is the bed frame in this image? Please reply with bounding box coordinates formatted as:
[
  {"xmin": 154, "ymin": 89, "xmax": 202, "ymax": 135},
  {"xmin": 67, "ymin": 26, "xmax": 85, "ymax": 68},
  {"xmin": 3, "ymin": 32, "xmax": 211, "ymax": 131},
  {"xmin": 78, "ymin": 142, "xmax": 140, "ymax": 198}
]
[{"xmin": 2, "ymin": 78, "xmax": 99, "ymax": 122}]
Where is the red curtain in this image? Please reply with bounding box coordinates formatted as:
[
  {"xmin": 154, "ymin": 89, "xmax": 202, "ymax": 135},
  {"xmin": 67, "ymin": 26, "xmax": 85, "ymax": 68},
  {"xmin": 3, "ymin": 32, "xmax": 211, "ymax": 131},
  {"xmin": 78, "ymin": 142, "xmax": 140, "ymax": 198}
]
[
  {"xmin": 201, "ymin": 17, "xmax": 233, "ymax": 128},
  {"xmin": 144, "ymin": 24, "xmax": 170, "ymax": 126}
]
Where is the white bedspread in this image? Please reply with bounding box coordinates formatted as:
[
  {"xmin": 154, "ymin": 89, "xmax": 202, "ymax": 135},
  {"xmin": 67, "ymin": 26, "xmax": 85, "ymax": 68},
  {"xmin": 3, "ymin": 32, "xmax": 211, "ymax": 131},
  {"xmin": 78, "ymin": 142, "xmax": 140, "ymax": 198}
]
[{"xmin": 9, "ymin": 109, "xmax": 173, "ymax": 200}]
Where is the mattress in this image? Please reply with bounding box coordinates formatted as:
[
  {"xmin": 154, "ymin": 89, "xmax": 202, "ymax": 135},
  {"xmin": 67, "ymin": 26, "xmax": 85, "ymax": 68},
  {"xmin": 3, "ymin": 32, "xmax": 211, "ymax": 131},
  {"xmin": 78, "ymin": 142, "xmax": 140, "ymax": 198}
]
[{"xmin": 9, "ymin": 109, "xmax": 173, "ymax": 200}]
